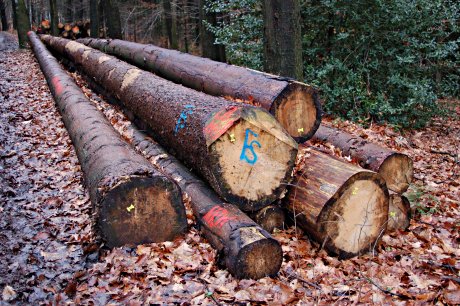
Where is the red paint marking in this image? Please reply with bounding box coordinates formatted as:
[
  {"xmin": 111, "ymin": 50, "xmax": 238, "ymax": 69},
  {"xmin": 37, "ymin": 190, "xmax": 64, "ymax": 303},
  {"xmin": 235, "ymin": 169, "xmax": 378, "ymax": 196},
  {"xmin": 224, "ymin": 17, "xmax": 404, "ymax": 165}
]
[
  {"xmin": 202, "ymin": 206, "xmax": 237, "ymax": 230},
  {"xmin": 51, "ymin": 76, "xmax": 64, "ymax": 96},
  {"xmin": 203, "ymin": 106, "xmax": 241, "ymax": 145}
]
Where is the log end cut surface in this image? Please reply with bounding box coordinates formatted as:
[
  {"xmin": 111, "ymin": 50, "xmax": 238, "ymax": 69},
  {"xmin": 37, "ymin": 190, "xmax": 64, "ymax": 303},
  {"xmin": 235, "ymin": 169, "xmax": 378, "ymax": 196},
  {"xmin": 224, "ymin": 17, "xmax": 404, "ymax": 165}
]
[
  {"xmin": 387, "ymin": 194, "xmax": 411, "ymax": 232},
  {"xmin": 99, "ymin": 176, "xmax": 186, "ymax": 248},
  {"xmin": 320, "ymin": 172, "xmax": 389, "ymax": 258},
  {"xmin": 250, "ymin": 205, "xmax": 285, "ymax": 233},
  {"xmin": 273, "ymin": 82, "xmax": 321, "ymax": 142},
  {"xmin": 229, "ymin": 227, "xmax": 283, "ymax": 279},
  {"xmin": 208, "ymin": 107, "xmax": 298, "ymax": 211},
  {"xmin": 378, "ymin": 153, "xmax": 414, "ymax": 193}
]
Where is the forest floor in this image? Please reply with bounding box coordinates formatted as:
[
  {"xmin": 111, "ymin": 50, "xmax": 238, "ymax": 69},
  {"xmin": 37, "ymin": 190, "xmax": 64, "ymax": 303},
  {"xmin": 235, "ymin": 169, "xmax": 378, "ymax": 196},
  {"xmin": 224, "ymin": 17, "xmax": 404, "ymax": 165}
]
[{"xmin": 0, "ymin": 31, "xmax": 459, "ymax": 305}]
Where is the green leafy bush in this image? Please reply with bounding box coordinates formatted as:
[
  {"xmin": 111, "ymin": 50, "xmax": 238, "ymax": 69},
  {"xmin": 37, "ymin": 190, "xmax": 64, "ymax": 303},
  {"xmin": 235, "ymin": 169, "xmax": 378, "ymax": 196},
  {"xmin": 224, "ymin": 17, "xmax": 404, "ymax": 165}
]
[{"xmin": 206, "ymin": 0, "xmax": 459, "ymax": 128}]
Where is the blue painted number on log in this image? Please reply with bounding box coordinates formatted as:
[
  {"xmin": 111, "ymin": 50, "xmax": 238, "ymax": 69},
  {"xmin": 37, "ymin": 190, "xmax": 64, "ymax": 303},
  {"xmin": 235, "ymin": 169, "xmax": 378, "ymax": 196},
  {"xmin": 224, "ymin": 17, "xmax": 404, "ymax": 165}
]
[
  {"xmin": 240, "ymin": 128, "xmax": 261, "ymax": 165},
  {"xmin": 174, "ymin": 105, "xmax": 195, "ymax": 134}
]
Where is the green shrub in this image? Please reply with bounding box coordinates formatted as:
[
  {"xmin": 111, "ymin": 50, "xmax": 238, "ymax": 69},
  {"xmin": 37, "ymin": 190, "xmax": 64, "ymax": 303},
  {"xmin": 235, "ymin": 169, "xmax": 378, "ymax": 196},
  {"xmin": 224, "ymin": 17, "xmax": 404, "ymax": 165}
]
[{"xmin": 205, "ymin": 0, "xmax": 459, "ymax": 128}]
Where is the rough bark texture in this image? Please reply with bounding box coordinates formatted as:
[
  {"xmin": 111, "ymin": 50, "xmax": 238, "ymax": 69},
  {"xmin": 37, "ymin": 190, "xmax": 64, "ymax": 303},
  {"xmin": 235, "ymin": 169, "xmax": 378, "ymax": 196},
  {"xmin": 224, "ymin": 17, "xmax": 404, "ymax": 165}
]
[
  {"xmin": 42, "ymin": 36, "xmax": 298, "ymax": 212},
  {"xmin": 0, "ymin": 0, "xmax": 8, "ymax": 31},
  {"xmin": 387, "ymin": 193, "xmax": 411, "ymax": 232},
  {"xmin": 76, "ymin": 38, "xmax": 322, "ymax": 142},
  {"xmin": 262, "ymin": 0, "xmax": 303, "ymax": 80},
  {"xmin": 16, "ymin": 0, "xmax": 29, "ymax": 48},
  {"xmin": 285, "ymin": 147, "xmax": 389, "ymax": 258},
  {"xmin": 90, "ymin": 0, "xmax": 99, "ymax": 38},
  {"xmin": 29, "ymin": 32, "xmax": 187, "ymax": 248},
  {"xmin": 128, "ymin": 125, "xmax": 283, "ymax": 279},
  {"xmin": 248, "ymin": 205, "xmax": 285, "ymax": 233},
  {"xmin": 49, "ymin": 0, "xmax": 58, "ymax": 36},
  {"xmin": 312, "ymin": 125, "xmax": 414, "ymax": 193}
]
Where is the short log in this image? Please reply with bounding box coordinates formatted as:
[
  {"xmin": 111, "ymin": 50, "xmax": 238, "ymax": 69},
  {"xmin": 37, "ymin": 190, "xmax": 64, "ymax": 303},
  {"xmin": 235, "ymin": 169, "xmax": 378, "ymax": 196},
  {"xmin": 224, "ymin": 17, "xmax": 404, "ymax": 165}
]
[
  {"xmin": 387, "ymin": 193, "xmax": 411, "ymax": 232},
  {"xmin": 248, "ymin": 205, "xmax": 286, "ymax": 233},
  {"xmin": 312, "ymin": 125, "xmax": 413, "ymax": 193},
  {"xmin": 286, "ymin": 147, "xmax": 389, "ymax": 258}
]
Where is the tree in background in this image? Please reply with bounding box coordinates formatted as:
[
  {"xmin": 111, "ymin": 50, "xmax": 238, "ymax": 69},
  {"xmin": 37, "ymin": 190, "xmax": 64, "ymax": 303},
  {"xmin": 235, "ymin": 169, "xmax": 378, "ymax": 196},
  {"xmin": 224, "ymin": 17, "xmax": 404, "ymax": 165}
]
[
  {"xmin": 89, "ymin": 0, "xmax": 99, "ymax": 38},
  {"xmin": 262, "ymin": 0, "xmax": 303, "ymax": 80},
  {"xmin": 102, "ymin": 0, "xmax": 121, "ymax": 39},
  {"xmin": 49, "ymin": 0, "xmax": 58, "ymax": 35},
  {"xmin": 200, "ymin": 0, "xmax": 225, "ymax": 61},
  {"xmin": 15, "ymin": 0, "xmax": 29, "ymax": 48},
  {"xmin": 0, "ymin": 0, "xmax": 8, "ymax": 31}
]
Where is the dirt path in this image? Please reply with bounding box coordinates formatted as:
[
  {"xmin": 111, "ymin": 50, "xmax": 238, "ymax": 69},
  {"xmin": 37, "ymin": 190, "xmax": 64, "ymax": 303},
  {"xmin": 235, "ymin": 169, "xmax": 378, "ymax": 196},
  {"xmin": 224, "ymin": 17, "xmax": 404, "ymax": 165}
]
[{"xmin": 0, "ymin": 32, "xmax": 92, "ymax": 304}]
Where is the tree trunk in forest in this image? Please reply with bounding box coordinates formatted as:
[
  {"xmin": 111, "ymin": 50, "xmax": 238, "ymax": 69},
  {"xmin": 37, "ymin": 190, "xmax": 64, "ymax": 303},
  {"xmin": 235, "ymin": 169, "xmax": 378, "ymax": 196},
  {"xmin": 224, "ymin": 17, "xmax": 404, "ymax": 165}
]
[
  {"xmin": 248, "ymin": 205, "xmax": 285, "ymax": 233},
  {"xmin": 126, "ymin": 124, "xmax": 283, "ymax": 279},
  {"xmin": 262, "ymin": 0, "xmax": 303, "ymax": 80},
  {"xmin": 90, "ymin": 0, "xmax": 99, "ymax": 38},
  {"xmin": 102, "ymin": 0, "xmax": 121, "ymax": 39},
  {"xmin": 311, "ymin": 125, "xmax": 414, "ymax": 193},
  {"xmin": 78, "ymin": 0, "xmax": 84, "ymax": 21},
  {"xmin": 28, "ymin": 32, "xmax": 187, "ymax": 248},
  {"xmin": 42, "ymin": 36, "xmax": 298, "ymax": 212},
  {"xmin": 49, "ymin": 0, "xmax": 58, "ymax": 36},
  {"xmin": 285, "ymin": 147, "xmax": 389, "ymax": 258},
  {"xmin": 387, "ymin": 193, "xmax": 411, "ymax": 232},
  {"xmin": 0, "ymin": 0, "xmax": 8, "ymax": 31},
  {"xmin": 199, "ymin": 0, "xmax": 225, "ymax": 62},
  {"xmin": 162, "ymin": 0, "xmax": 177, "ymax": 49},
  {"xmin": 16, "ymin": 0, "xmax": 29, "ymax": 48},
  {"xmin": 76, "ymin": 38, "xmax": 322, "ymax": 142},
  {"xmin": 65, "ymin": 0, "xmax": 73, "ymax": 23}
]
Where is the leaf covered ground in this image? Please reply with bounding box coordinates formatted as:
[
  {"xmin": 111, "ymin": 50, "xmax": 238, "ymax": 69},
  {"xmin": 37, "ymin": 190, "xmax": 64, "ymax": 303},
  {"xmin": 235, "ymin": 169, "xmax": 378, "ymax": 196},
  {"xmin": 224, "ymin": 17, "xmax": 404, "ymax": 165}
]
[{"xmin": 0, "ymin": 32, "xmax": 459, "ymax": 305}]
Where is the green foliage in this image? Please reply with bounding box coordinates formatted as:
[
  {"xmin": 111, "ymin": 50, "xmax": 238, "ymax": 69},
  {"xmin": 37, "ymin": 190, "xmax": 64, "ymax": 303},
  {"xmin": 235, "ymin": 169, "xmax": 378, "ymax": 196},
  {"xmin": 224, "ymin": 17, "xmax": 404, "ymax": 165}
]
[
  {"xmin": 405, "ymin": 184, "xmax": 440, "ymax": 216},
  {"xmin": 205, "ymin": 0, "xmax": 459, "ymax": 128},
  {"xmin": 204, "ymin": 0, "xmax": 263, "ymax": 69}
]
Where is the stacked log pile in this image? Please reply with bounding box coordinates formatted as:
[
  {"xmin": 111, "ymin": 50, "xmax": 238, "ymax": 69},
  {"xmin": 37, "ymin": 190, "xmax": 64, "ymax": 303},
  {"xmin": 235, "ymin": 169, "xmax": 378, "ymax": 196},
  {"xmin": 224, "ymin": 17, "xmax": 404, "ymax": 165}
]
[
  {"xmin": 28, "ymin": 31, "xmax": 187, "ymax": 248},
  {"xmin": 30, "ymin": 33, "xmax": 416, "ymax": 278},
  {"xmin": 76, "ymin": 38, "xmax": 322, "ymax": 142},
  {"xmin": 312, "ymin": 125, "xmax": 414, "ymax": 231},
  {"xmin": 41, "ymin": 35, "xmax": 298, "ymax": 212}
]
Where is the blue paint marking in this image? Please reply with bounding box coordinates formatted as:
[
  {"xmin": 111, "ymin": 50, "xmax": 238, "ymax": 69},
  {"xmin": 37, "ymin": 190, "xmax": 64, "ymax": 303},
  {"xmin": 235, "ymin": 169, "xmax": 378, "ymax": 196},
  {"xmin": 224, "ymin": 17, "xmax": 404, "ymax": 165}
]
[
  {"xmin": 174, "ymin": 105, "xmax": 195, "ymax": 134},
  {"xmin": 240, "ymin": 128, "xmax": 261, "ymax": 165}
]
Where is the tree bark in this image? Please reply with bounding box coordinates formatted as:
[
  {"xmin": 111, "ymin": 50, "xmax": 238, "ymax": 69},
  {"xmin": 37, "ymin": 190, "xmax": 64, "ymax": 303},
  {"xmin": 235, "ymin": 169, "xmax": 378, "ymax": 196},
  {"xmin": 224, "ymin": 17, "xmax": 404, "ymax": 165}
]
[
  {"xmin": 76, "ymin": 38, "xmax": 322, "ymax": 142},
  {"xmin": 16, "ymin": 0, "xmax": 29, "ymax": 48},
  {"xmin": 102, "ymin": 0, "xmax": 121, "ymax": 39},
  {"xmin": 387, "ymin": 193, "xmax": 411, "ymax": 232},
  {"xmin": 262, "ymin": 0, "xmax": 303, "ymax": 80},
  {"xmin": 65, "ymin": 0, "xmax": 73, "ymax": 23},
  {"xmin": 248, "ymin": 205, "xmax": 285, "ymax": 233},
  {"xmin": 199, "ymin": 0, "xmax": 225, "ymax": 62},
  {"xmin": 89, "ymin": 0, "xmax": 99, "ymax": 38},
  {"xmin": 28, "ymin": 32, "xmax": 187, "ymax": 248},
  {"xmin": 49, "ymin": 0, "xmax": 58, "ymax": 36},
  {"xmin": 0, "ymin": 0, "xmax": 8, "ymax": 31},
  {"xmin": 285, "ymin": 147, "xmax": 389, "ymax": 258},
  {"xmin": 162, "ymin": 0, "xmax": 178, "ymax": 49},
  {"xmin": 11, "ymin": 0, "xmax": 17, "ymax": 30},
  {"xmin": 127, "ymin": 124, "xmax": 283, "ymax": 279},
  {"xmin": 42, "ymin": 36, "xmax": 298, "ymax": 212},
  {"xmin": 311, "ymin": 125, "xmax": 414, "ymax": 193}
]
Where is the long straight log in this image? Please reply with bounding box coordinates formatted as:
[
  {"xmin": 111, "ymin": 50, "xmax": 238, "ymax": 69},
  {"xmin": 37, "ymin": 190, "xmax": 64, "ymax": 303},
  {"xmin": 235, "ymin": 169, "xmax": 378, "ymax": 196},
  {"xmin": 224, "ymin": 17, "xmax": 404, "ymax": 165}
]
[
  {"xmin": 28, "ymin": 32, "xmax": 187, "ymax": 248},
  {"xmin": 41, "ymin": 35, "xmax": 298, "ymax": 212},
  {"xmin": 129, "ymin": 125, "xmax": 283, "ymax": 279},
  {"xmin": 286, "ymin": 147, "xmax": 389, "ymax": 258},
  {"xmin": 76, "ymin": 38, "xmax": 322, "ymax": 143},
  {"xmin": 312, "ymin": 125, "xmax": 413, "ymax": 193}
]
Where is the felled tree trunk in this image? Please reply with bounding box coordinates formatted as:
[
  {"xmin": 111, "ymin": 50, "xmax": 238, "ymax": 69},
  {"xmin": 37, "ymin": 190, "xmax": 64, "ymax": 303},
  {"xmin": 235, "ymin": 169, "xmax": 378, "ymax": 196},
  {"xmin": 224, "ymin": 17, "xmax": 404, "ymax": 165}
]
[
  {"xmin": 248, "ymin": 205, "xmax": 285, "ymax": 233},
  {"xmin": 129, "ymin": 125, "xmax": 283, "ymax": 279},
  {"xmin": 28, "ymin": 32, "xmax": 187, "ymax": 248},
  {"xmin": 75, "ymin": 38, "xmax": 322, "ymax": 142},
  {"xmin": 286, "ymin": 147, "xmax": 389, "ymax": 258},
  {"xmin": 387, "ymin": 193, "xmax": 411, "ymax": 232},
  {"xmin": 42, "ymin": 36, "xmax": 298, "ymax": 212},
  {"xmin": 312, "ymin": 125, "xmax": 413, "ymax": 193}
]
